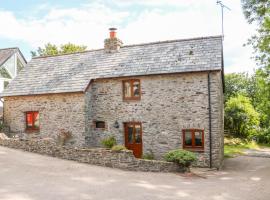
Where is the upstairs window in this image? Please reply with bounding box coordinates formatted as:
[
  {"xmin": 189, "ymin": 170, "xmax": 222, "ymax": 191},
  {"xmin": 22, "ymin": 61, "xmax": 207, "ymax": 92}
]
[
  {"xmin": 123, "ymin": 79, "xmax": 141, "ymax": 100},
  {"xmin": 25, "ymin": 111, "xmax": 40, "ymax": 131},
  {"xmin": 183, "ymin": 129, "xmax": 204, "ymax": 150}
]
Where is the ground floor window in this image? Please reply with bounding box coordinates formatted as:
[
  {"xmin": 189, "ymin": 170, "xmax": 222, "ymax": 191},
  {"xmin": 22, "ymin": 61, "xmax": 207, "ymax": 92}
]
[
  {"xmin": 95, "ymin": 121, "xmax": 106, "ymax": 129},
  {"xmin": 25, "ymin": 111, "xmax": 40, "ymax": 131},
  {"xmin": 182, "ymin": 129, "xmax": 204, "ymax": 150}
]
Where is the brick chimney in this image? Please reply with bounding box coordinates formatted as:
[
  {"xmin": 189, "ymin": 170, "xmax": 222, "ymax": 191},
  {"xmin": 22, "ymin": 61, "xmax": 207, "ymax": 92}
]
[{"xmin": 104, "ymin": 28, "xmax": 123, "ymax": 53}]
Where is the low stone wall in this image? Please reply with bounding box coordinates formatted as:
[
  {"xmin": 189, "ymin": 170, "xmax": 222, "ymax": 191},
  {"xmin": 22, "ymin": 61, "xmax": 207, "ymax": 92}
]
[{"xmin": 0, "ymin": 138, "xmax": 181, "ymax": 173}]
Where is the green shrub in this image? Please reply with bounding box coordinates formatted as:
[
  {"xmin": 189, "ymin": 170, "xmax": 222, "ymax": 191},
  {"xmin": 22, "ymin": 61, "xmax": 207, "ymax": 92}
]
[
  {"xmin": 164, "ymin": 149, "xmax": 197, "ymax": 168},
  {"xmin": 142, "ymin": 153, "xmax": 154, "ymax": 160},
  {"xmin": 101, "ymin": 136, "xmax": 117, "ymax": 149},
  {"xmin": 111, "ymin": 145, "xmax": 127, "ymax": 152},
  {"xmin": 225, "ymin": 95, "xmax": 260, "ymax": 137},
  {"xmin": 252, "ymin": 128, "xmax": 270, "ymax": 144}
]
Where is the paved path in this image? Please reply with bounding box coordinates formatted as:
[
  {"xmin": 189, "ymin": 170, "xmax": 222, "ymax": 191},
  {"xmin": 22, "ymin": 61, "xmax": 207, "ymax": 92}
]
[
  {"xmin": 0, "ymin": 146, "xmax": 270, "ymax": 200},
  {"xmin": 244, "ymin": 148, "xmax": 270, "ymax": 158}
]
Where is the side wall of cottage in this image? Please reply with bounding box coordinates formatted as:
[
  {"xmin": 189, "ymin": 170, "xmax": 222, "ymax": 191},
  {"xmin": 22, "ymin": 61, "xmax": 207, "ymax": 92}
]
[
  {"xmin": 85, "ymin": 72, "xmax": 224, "ymax": 168},
  {"xmin": 4, "ymin": 93, "xmax": 86, "ymax": 146}
]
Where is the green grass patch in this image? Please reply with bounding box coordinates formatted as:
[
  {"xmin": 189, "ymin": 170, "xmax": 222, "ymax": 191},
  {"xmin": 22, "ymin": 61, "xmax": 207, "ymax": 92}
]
[{"xmin": 224, "ymin": 136, "xmax": 263, "ymax": 158}]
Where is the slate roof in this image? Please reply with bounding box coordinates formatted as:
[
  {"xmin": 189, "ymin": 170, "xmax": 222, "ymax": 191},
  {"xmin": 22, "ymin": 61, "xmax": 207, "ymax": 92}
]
[
  {"xmin": 2, "ymin": 36, "xmax": 223, "ymax": 97},
  {"xmin": 0, "ymin": 48, "xmax": 17, "ymax": 67}
]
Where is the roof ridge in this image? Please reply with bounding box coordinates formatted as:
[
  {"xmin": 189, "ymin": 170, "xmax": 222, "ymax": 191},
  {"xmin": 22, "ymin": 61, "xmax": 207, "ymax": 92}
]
[
  {"xmin": 122, "ymin": 35, "xmax": 223, "ymax": 48},
  {"xmin": 0, "ymin": 47, "xmax": 19, "ymax": 51},
  {"xmin": 32, "ymin": 35, "xmax": 223, "ymax": 60}
]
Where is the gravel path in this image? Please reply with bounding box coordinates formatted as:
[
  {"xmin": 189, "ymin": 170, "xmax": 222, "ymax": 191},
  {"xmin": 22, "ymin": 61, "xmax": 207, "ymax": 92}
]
[{"xmin": 0, "ymin": 146, "xmax": 270, "ymax": 200}]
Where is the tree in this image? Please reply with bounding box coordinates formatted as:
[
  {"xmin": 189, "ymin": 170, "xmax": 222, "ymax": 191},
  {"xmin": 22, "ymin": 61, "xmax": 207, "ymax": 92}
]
[
  {"xmin": 253, "ymin": 69, "xmax": 270, "ymax": 127},
  {"xmin": 224, "ymin": 73, "xmax": 255, "ymax": 102},
  {"xmin": 242, "ymin": 0, "xmax": 270, "ymax": 129},
  {"xmin": 225, "ymin": 95, "xmax": 260, "ymax": 137},
  {"xmin": 31, "ymin": 43, "xmax": 87, "ymax": 57},
  {"xmin": 242, "ymin": 0, "xmax": 270, "ymax": 68}
]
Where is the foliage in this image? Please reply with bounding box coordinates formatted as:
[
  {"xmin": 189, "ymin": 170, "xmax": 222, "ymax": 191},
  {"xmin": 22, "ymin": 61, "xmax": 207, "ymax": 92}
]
[
  {"xmin": 111, "ymin": 145, "xmax": 127, "ymax": 152},
  {"xmin": 225, "ymin": 95, "xmax": 260, "ymax": 137},
  {"xmin": 224, "ymin": 136, "xmax": 260, "ymax": 158},
  {"xmin": 242, "ymin": 0, "xmax": 270, "ymax": 68},
  {"xmin": 164, "ymin": 149, "xmax": 197, "ymax": 168},
  {"xmin": 31, "ymin": 42, "xmax": 87, "ymax": 57},
  {"xmin": 0, "ymin": 121, "xmax": 4, "ymax": 132},
  {"xmin": 252, "ymin": 127, "xmax": 270, "ymax": 143},
  {"xmin": 224, "ymin": 73, "xmax": 256, "ymax": 103},
  {"xmin": 142, "ymin": 152, "xmax": 155, "ymax": 160},
  {"xmin": 241, "ymin": 1, "xmax": 270, "ymax": 134},
  {"xmin": 252, "ymin": 69, "xmax": 270, "ymax": 127},
  {"xmin": 101, "ymin": 136, "xmax": 117, "ymax": 149}
]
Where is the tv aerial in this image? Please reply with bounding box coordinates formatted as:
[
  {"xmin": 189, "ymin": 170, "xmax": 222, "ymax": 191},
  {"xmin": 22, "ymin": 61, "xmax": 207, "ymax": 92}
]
[{"xmin": 216, "ymin": 1, "xmax": 231, "ymax": 40}]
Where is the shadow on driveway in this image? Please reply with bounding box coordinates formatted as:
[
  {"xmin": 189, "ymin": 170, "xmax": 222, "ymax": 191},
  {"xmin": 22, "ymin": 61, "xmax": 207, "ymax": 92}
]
[{"xmin": 0, "ymin": 146, "xmax": 269, "ymax": 200}]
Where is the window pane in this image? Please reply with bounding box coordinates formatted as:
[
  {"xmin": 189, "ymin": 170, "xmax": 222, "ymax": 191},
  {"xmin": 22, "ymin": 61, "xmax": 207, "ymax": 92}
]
[
  {"xmin": 26, "ymin": 113, "xmax": 33, "ymax": 127},
  {"xmin": 34, "ymin": 112, "xmax": 39, "ymax": 129},
  {"xmin": 135, "ymin": 124, "xmax": 141, "ymax": 144},
  {"xmin": 124, "ymin": 82, "xmax": 131, "ymax": 97},
  {"xmin": 195, "ymin": 130, "xmax": 203, "ymax": 146},
  {"xmin": 133, "ymin": 81, "xmax": 140, "ymax": 97},
  {"xmin": 127, "ymin": 125, "xmax": 133, "ymax": 144},
  {"xmin": 184, "ymin": 130, "xmax": 192, "ymax": 146}
]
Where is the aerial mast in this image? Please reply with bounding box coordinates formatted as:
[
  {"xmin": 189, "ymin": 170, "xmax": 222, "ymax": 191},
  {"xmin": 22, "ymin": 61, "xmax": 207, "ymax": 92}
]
[{"xmin": 216, "ymin": 1, "xmax": 231, "ymax": 40}]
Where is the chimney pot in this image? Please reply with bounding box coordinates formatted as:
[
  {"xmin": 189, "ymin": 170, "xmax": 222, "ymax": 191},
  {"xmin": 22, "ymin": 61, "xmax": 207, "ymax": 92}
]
[{"xmin": 109, "ymin": 27, "xmax": 117, "ymax": 38}]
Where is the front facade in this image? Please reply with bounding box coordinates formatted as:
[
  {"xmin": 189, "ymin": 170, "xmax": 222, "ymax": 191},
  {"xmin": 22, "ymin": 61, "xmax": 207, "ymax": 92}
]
[{"xmin": 2, "ymin": 29, "xmax": 224, "ymax": 168}]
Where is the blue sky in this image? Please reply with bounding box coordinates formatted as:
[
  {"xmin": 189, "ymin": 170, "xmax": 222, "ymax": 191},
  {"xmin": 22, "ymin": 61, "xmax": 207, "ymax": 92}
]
[{"xmin": 0, "ymin": 0, "xmax": 257, "ymax": 73}]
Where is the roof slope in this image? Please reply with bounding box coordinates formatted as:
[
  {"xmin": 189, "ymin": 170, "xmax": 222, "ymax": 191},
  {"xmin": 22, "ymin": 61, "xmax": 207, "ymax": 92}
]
[
  {"xmin": 0, "ymin": 48, "xmax": 18, "ymax": 67},
  {"xmin": 2, "ymin": 36, "xmax": 223, "ymax": 97}
]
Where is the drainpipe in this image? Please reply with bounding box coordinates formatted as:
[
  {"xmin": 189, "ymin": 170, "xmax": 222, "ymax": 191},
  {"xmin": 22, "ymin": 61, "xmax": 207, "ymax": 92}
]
[
  {"xmin": 208, "ymin": 72, "xmax": 212, "ymax": 168},
  {"xmin": 0, "ymin": 97, "xmax": 4, "ymax": 131}
]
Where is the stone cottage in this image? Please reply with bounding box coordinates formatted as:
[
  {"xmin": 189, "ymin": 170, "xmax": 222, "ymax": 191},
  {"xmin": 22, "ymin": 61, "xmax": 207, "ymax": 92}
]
[{"xmin": 1, "ymin": 28, "xmax": 224, "ymax": 168}]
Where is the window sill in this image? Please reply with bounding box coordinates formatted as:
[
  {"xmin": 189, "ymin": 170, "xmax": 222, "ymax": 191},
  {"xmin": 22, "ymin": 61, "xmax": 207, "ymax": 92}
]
[
  {"xmin": 123, "ymin": 98, "xmax": 141, "ymax": 102},
  {"xmin": 94, "ymin": 128, "xmax": 106, "ymax": 131},
  {"xmin": 25, "ymin": 129, "xmax": 40, "ymax": 134},
  {"xmin": 183, "ymin": 148, "xmax": 204, "ymax": 153}
]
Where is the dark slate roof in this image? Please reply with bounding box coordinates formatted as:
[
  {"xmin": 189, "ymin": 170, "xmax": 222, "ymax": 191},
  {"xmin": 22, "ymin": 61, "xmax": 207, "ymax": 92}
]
[{"xmin": 2, "ymin": 36, "xmax": 223, "ymax": 97}]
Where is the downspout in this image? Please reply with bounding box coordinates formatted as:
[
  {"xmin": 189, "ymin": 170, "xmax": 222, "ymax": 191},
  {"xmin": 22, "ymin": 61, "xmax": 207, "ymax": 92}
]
[
  {"xmin": 208, "ymin": 72, "xmax": 212, "ymax": 168},
  {"xmin": 0, "ymin": 97, "xmax": 4, "ymax": 131}
]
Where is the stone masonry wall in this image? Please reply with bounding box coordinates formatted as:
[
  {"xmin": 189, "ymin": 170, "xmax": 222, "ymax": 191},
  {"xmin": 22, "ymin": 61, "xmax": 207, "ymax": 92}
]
[
  {"xmin": 0, "ymin": 138, "xmax": 181, "ymax": 172},
  {"xmin": 85, "ymin": 72, "xmax": 224, "ymax": 168},
  {"xmin": 209, "ymin": 72, "xmax": 224, "ymax": 168},
  {"xmin": 4, "ymin": 93, "xmax": 86, "ymax": 146}
]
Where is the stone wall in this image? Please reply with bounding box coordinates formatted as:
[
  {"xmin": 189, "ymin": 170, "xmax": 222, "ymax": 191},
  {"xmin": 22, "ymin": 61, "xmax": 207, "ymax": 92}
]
[
  {"xmin": 209, "ymin": 72, "xmax": 224, "ymax": 168},
  {"xmin": 4, "ymin": 93, "xmax": 86, "ymax": 146},
  {"xmin": 0, "ymin": 138, "xmax": 181, "ymax": 172},
  {"xmin": 3, "ymin": 71, "xmax": 224, "ymax": 168},
  {"xmin": 85, "ymin": 71, "xmax": 224, "ymax": 168}
]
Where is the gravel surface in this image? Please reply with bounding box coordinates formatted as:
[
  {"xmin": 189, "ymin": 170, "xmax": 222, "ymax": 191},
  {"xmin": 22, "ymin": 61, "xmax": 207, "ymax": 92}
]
[{"xmin": 0, "ymin": 146, "xmax": 270, "ymax": 200}]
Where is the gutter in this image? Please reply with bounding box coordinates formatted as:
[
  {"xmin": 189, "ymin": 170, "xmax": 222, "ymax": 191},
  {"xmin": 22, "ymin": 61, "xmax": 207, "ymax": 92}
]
[{"xmin": 208, "ymin": 72, "xmax": 212, "ymax": 168}]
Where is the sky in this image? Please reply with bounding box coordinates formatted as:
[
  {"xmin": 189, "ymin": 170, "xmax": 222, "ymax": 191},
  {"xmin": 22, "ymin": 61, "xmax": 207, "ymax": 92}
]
[{"xmin": 0, "ymin": 0, "xmax": 257, "ymax": 74}]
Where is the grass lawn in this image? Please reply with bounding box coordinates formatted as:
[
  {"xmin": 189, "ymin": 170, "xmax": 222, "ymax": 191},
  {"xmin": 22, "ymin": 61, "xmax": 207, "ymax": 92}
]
[{"xmin": 224, "ymin": 136, "xmax": 270, "ymax": 158}]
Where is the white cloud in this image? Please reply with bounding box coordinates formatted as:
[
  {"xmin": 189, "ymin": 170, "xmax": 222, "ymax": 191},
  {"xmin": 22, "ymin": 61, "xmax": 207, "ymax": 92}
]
[{"xmin": 0, "ymin": 0, "xmax": 257, "ymax": 73}]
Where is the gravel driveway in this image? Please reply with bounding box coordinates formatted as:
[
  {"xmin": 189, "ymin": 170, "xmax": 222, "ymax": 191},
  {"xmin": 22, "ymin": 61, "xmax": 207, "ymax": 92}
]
[{"xmin": 0, "ymin": 146, "xmax": 269, "ymax": 200}]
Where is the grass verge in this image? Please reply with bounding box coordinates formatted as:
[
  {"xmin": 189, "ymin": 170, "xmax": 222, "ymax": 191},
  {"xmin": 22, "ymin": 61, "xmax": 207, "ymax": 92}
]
[{"xmin": 224, "ymin": 136, "xmax": 268, "ymax": 158}]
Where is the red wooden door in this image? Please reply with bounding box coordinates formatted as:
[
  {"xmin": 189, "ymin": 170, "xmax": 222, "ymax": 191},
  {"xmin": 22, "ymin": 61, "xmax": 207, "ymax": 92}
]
[{"xmin": 124, "ymin": 122, "xmax": 142, "ymax": 158}]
